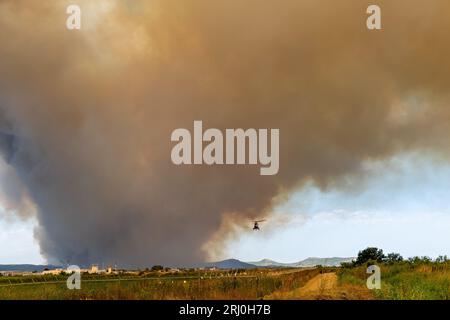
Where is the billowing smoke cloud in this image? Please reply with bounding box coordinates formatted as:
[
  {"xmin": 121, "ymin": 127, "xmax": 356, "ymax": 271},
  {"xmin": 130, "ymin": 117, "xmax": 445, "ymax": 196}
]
[{"xmin": 1, "ymin": 0, "xmax": 450, "ymax": 267}]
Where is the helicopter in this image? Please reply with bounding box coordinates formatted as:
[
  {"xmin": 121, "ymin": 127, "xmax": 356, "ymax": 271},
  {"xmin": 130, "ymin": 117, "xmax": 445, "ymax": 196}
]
[{"xmin": 252, "ymin": 219, "xmax": 266, "ymax": 231}]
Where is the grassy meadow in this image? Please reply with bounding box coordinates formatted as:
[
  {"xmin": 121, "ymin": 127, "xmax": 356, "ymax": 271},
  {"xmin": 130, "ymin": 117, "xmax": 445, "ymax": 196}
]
[
  {"xmin": 0, "ymin": 268, "xmax": 320, "ymax": 300},
  {"xmin": 338, "ymin": 260, "xmax": 450, "ymax": 300}
]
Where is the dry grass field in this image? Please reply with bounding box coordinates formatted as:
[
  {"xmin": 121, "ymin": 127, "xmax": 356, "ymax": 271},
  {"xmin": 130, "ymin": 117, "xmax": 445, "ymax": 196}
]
[{"xmin": 1, "ymin": 262, "xmax": 448, "ymax": 300}]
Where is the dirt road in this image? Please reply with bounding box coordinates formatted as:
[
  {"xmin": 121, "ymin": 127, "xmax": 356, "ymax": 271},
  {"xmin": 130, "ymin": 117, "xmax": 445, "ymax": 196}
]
[
  {"xmin": 293, "ymin": 272, "xmax": 338, "ymax": 298},
  {"xmin": 265, "ymin": 272, "xmax": 373, "ymax": 300}
]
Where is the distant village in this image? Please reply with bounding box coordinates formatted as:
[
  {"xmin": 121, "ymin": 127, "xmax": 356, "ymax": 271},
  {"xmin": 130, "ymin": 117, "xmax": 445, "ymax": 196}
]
[
  {"xmin": 0, "ymin": 265, "xmax": 113, "ymax": 277},
  {"xmin": 0, "ymin": 257, "xmax": 356, "ymax": 277},
  {"xmin": 0, "ymin": 264, "xmax": 218, "ymax": 277}
]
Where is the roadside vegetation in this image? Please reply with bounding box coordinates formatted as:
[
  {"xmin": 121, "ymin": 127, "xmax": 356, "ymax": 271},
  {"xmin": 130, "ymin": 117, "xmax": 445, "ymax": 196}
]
[
  {"xmin": 338, "ymin": 247, "xmax": 450, "ymax": 300},
  {"xmin": 1, "ymin": 248, "xmax": 449, "ymax": 300}
]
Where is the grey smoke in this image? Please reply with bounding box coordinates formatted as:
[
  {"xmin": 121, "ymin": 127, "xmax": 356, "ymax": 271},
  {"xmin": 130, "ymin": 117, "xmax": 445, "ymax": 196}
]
[{"xmin": 1, "ymin": 0, "xmax": 450, "ymax": 267}]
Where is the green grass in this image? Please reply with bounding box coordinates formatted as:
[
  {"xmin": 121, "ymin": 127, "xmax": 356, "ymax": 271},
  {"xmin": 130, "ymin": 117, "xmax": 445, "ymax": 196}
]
[
  {"xmin": 3, "ymin": 264, "xmax": 448, "ymax": 300},
  {"xmin": 0, "ymin": 268, "xmax": 319, "ymax": 300},
  {"xmin": 338, "ymin": 262, "xmax": 450, "ymax": 300}
]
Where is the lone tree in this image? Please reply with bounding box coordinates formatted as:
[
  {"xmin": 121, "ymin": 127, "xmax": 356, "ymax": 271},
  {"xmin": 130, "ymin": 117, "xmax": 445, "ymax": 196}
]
[
  {"xmin": 355, "ymin": 247, "xmax": 385, "ymax": 265},
  {"xmin": 151, "ymin": 265, "xmax": 164, "ymax": 271}
]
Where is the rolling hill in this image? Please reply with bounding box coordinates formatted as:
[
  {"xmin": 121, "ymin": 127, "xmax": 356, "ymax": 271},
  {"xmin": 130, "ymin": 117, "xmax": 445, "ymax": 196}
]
[
  {"xmin": 204, "ymin": 257, "xmax": 355, "ymax": 269},
  {"xmin": 202, "ymin": 259, "xmax": 256, "ymax": 269},
  {"xmin": 247, "ymin": 257, "xmax": 355, "ymax": 268}
]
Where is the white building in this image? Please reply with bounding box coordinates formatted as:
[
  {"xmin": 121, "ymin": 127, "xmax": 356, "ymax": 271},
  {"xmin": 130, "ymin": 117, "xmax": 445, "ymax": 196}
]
[{"xmin": 42, "ymin": 269, "xmax": 64, "ymax": 275}]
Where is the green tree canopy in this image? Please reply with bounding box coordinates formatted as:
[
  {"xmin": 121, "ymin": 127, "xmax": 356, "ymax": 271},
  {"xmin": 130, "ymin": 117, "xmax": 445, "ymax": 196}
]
[
  {"xmin": 386, "ymin": 252, "xmax": 403, "ymax": 264},
  {"xmin": 355, "ymin": 247, "xmax": 385, "ymax": 265}
]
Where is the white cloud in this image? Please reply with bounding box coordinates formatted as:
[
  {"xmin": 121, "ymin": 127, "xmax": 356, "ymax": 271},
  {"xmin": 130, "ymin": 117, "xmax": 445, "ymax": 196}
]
[{"xmin": 0, "ymin": 215, "xmax": 44, "ymax": 264}]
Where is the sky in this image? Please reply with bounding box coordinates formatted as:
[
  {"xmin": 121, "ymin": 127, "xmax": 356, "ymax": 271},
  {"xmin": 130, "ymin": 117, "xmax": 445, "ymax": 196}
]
[
  {"xmin": 0, "ymin": 216, "xmax": 44, "ymax": 264},
  {"xmin": 2, "ymin": 152, "xmax": 450, "ymax": 264}
]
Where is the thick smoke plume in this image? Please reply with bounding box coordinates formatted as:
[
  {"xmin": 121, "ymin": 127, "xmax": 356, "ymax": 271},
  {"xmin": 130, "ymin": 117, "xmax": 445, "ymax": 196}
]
[{"xmin": 1, "ymin": 0, "xmax": 450, "ymax": 266}]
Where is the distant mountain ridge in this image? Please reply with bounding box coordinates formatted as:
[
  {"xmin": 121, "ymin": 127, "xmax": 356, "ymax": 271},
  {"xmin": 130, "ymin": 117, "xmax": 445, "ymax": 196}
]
[
  {"xmin": 1, "ymin": 257, "xmax": 355, "ymax": 272},
  {"xmin": 201, "ymin": 259, "xmax": 256, "ymax": 269},
  {"xmin": 247, "ymin": 257, "xmax": 355, "ymax": 268},
  {"xmin": 204, "ymin": 257, "xmax": 355, "ymax": 269},
  {"xmin": 0, "ymin": 265, "xmax": 61, "ymax": 272}
]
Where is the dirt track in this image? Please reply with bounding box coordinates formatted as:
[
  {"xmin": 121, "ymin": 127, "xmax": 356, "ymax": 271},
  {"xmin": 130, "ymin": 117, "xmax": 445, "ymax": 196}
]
[{"xmin": 265, "ymin": 272, "xmax": 373, "ymax": 300}]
